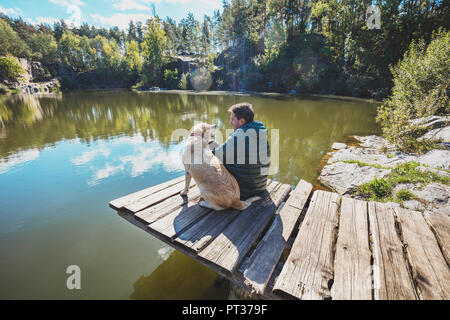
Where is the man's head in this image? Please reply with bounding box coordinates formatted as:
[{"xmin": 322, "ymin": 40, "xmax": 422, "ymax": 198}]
[{"xmin": 228, "ymin": 102, "xmax": 254, "ymax": 130}]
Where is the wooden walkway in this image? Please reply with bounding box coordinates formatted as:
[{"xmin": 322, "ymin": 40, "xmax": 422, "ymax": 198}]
[{"xmin": 109, "ymin": 176, "xmax": 450, "ymax": 300}]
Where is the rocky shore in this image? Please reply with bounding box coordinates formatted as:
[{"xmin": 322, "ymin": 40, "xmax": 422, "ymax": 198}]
[{"xmin": 319, "ymin": 116, "xmax": 450, "ymax": 215}]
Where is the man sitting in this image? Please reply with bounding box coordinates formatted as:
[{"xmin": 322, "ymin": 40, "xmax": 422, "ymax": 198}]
[{"xmin": 212, "ymin": 102, "xmax": 271, "ymax": 200}]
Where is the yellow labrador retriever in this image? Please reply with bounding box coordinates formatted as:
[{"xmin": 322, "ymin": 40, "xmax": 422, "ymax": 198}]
[{"xmin": 180, "ymin": 122, "xmax": 261, "ymax": 211}]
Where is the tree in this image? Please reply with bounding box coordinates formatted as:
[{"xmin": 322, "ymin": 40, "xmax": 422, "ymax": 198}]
[
  {"xmin": 0, "ymin": 19, "xmax": 31, "ymax": 57},
  {"xmin": 26, "ymin": 32, "xmax": 58, "ymax": 63},
  {"xmin": 0, "ymin": 54, "xmax": 25, "ymax": 81},
  {"xmin": 141, "ymin": 18, "xmax": 169, "ymax": 85},
  {"xmin": 377, "ymin": 29, "xmax": 450, "ymax": 150}
]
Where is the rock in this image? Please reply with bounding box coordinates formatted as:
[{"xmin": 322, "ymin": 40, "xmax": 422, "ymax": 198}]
[
  {"xmin": 319, "ymin": 162, "xmax": 391, "ymax": 194},
  {"xmin": 410, "ymin": 116, "xmax": 450, "ymax": 130},
  {"xmin": 402, "ymin": 200, "xmax": 426, "ymax": 211},
  {"xmin": 352, "ymin": 135, "xmax": 396, "ymax": 151},
  {"xmin": 418, "ymin": 149, "xmax": 450, "ymax": 170},
  {"xmin": 332, "ymin": 142, "xmax": 347, "ymax": 150},
  {"xmin": 328, "ymin": 146, "xmax": 417, "ymax": 168},
  {"xmin": 419, "ymin": 126, "xmax": 450, "ymax": 143},
  {"xmin": 417, "ymin": 165, "xmax": 450, "ymax": 179},
  {"xmin": 411, "ymin": 183, "xmax": 450, "ymax": 215}
]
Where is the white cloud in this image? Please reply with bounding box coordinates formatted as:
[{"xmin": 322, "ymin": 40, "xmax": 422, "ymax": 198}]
[
  {"xmin": 27, "ymin": 16, "xmax": 61, "ymax": 26},
  {"xmin": 48, "ymin": 0, "xmax": 86, "ymax": 26},
  {"xmin": 0, "ymin": 5, "xmax": 22, "ymax": 15},
  {"xmin": 0, "ymin": 149, "xmax": 40, "ymax": 174},
  {"xmin": 112, "ymin": 0, "xmax": 151, "ymax": 11},
  {"xmin": 91, "ymin": 12, "xmax": 153, "ymax": 30},
  {"xmin": 70, "ymin": 145, "xmax": 111, "ymax": 166}
]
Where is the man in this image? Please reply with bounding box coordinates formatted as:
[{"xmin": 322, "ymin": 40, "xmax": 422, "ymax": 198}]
[{"xmin": 212, "ymin": 102, "xmax": 271, "ymax": 200}]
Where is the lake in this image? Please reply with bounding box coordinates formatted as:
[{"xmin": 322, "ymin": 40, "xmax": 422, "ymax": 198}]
[{"xmin": 0, "ymin": 90, "xmax": 380, "ymax": 299}]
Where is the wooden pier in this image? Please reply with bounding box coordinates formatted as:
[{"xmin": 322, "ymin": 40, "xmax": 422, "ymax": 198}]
[{"xmin": 109, "ymin": 176, "xmax": 450, "ymax": 300}]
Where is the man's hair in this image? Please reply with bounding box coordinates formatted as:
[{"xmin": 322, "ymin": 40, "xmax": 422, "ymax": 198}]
[{"xmin": 228, "ymin": 102, "xmax": 254, "ymax": 124}]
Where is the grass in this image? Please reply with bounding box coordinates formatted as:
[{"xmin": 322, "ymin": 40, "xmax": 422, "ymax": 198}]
[
  {"xmin": 342, "ymin": 160, "xmax": 389, "ymax": 169},
  {"xmin": 356, "ymin": 161, "xmax": 449, "ymax": 202}
]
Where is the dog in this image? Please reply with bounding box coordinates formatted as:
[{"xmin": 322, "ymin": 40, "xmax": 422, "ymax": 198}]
[{"xmin": 180, "ymin": 122, "xmax": 261, "ymax": 211}]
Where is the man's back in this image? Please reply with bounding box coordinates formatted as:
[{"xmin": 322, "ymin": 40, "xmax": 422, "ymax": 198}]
[{"xmin": 212, "ymin": 120, "xmax": 271, "ymax": 199}]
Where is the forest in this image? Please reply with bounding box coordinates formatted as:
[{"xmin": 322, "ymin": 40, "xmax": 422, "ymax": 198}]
[{"xmin": 0, "ymin": 0, "xmax": 448, "ymax": 99}]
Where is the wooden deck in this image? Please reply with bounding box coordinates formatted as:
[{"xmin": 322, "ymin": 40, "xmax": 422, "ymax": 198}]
[{"xmin": 109, "ymin": 176, "xmax": 450, "ymax": 300}]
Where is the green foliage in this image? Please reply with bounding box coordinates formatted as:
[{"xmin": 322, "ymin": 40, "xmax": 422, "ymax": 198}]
[
  {"xmin": 163, "ymin": 68, "xmax": 179, "ymax": 89},
  {"xmin": 26, "ymin": 32, "xmax": 58, "ymax": 63},
  {"xmin": 395, "ymin": 189, "xmax": 415, "ymax": 201},
  {"xmin": 377, "ymin": 29, "xmax": 450, "ymax": 150},
  {"xmin": 357, "ymin": 161, "xmax": 449, "ymax": 202},
  {"xmin": 0, "ymin": 19, "xmax": 30, "ymax": 57},
  {"xmin": 141, "ymin": 18, "xmax": 169, "ymax": 86},
  {"xmin": 178, "ymin": 73, "xmax": 189, "ymax": 90},
  {"xmin": 0, "ymin": 55, "xmax": 25, "ymax": 81},
  {"xmin": 357, "ymin": 178, "xmax": 393, "ymax": 201}
]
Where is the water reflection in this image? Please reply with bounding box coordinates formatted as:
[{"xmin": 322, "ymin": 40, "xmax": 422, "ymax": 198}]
[
  {"xmin": 0, "ymin": 91, "xmax": 380, "ymax": 184},
  {"xmin": 131, "ymin": 250, "xmax": 229, "ymax": 300}
]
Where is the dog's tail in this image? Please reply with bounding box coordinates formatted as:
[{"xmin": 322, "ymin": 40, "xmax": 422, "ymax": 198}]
[{"xmin": 232, "ymin": 196, "xmax": 262, "ymax": 211}]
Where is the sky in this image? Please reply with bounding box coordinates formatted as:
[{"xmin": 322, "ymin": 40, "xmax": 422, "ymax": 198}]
[{"xmin": 0, "ymin": 0, "xmax": 223, "ymax": 29}]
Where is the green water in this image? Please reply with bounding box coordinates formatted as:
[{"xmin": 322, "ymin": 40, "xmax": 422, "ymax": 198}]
[{"xmin": 0, "ymin": 90, "xmax": 380, "ymax": 299}]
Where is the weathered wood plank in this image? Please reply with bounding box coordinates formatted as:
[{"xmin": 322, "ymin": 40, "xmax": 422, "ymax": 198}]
[
  {"xmin": 242, "ymin": 180, "xmax": 313, "ymax": 295},
  {"xmin": 423, "ymin": 211, "xmax": 450, "ymax": 267},
  {"xmin": 272, "ymin": 191, "xmax": 340, "ymax": 300},
  {"xmin": 368, "ymin": 202, "xmax": 417, "ymax": 300},
  {"xmin": 125, "ymin": 178, "xmax": 195, "ymax": 213},
  {"xmin": 109, "ymin": 176, "xmax": 185, "ymax": 210},
  {"xmin": 394, "ymin": 207, "xmax": 450, "ymax": 300},
  {"xmin": 331, "ymin": 197, "xmax": 372, "ymax": 300},
  {"xmin": 198, "ymin": 182, "xmax": 292, "ymax": 275},
  {"xmin": 135, "ymin": 186, "xmax": 201, "ymax": 225},
  {"xmin": 173, "ymin": 181, "xmax": 277, "ymax": 254},
  {"xmin": 147, "ymin": 196, "xmax": 213, "ymax": 242}
]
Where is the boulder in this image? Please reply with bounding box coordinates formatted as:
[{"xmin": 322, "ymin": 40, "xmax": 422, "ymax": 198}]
[
  {"xmin": 418, "ymin": 149, "xmax": 450, "ymax": 170},
  {"xmin": 419, "ymin": 126, "xmax": 450, "ymax": 143},
  {"xmin": 331, "ymin": 142, "xmax": 347, "ymax": 150},
  {"xmin": 327, "ymin": 146, "xmax": 417, "ymax": 168},
  {"xmin": 353, "ymin": 135, "xmax": 396, "ymax": 151},
  {"xmin": 410, "ymin": 116, "xmax": 450, "ymax": 130},
  {"xmin": 319, "ymin": 162, "xmax": 391, "ymax": 194}
]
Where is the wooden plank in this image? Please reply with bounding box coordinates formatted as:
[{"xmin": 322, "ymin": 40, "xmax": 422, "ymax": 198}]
[
  {"xmin": 394, "ymin": 207, "xmax": 450, "ymax": 300},
  {"xmin": 135, "ymin": 186, "xmax": 201, "ymax": 225},
  {"xmin": 147, "ymin": 195, "xmax": 213, "ymax": 242},
  {"xmin": 173, "ymin": 180, "xmax": 278, "ymax": 254},
  {"xmin": 331, "ymin": 197, "xmax": 372, "ymax": 300},
  {"xmin": 273, "ymin": 191, "xmax": 340, "ymax": 300},
  {"xmin": 109, "ymin": 176, "xmax": 184, "ymax": 210},
  {"xmin": 198, "ymin": 182, "xmax": 292, "ymax": 275},
  {"xmin": 242, "ymin": 180, "xmax": 313, "ymax": 295},
  {"xmin": 423, "ymin": 211, "xmax": 450, "ymax": 267},
  {"xmin": 368, "ymin": 202, "xmax": 417, "ymax": 300},
  {"xmin": 125, "ymin": 178, "xmax": 195, "ymax": 213}
]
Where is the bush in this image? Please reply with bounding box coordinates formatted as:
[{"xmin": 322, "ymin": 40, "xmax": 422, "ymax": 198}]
[
  {"xmin": 163, "ymin": 68, "xmax": 179, "ymax": 89},
  {"xmin": 178, "ymin": 72, "xmax": 189, "ymax": 90},
  {"xmin": 0, "ymin": 55, "xmax": 25, "ymax": 81},
  {"xmin": 377, "ymin": 29, "xmax": 450, "ymax": 150}
]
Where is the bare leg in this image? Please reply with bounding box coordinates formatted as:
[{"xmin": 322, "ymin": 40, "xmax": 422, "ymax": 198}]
[{"xmin": 180, "ymin": 171, "xmax": 191, "ymax": 196}]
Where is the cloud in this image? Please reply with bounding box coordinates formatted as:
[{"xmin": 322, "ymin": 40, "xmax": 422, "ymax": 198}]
[
  {"xmin": 91, "ymin": 12, "xmax": 153, "ymax": 30},
  {"xmin": 0, "ymin": 149, "xmax": 40, "ymax": 174},
  {"xmin": 0, "ymin": 5, "xmax": 22, "ymax": 16},
  {"xmin": 48, "ymin": 0, "xmax": 86, "ymax": 26},
  {"xmin": 70, "ymin": 146, "xmax": 111, "ymax": 166},
  {"xmin": 26, "ymin": 16, "xmax": 61, "ymax": 26},
  {"xmin": 112, "ymin": 0, "xmax": 152, "ymax": 11}
]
